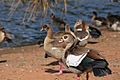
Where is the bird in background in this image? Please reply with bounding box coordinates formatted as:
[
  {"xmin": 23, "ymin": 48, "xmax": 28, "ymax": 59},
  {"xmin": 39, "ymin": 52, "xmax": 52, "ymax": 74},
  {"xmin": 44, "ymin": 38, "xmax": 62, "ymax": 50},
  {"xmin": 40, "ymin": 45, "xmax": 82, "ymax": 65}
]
[
  {"xmin": 50, "ymin": 13, "xmax": 66, "ymax": 31},
  {"xmin": 92, "ymin": 11, "xmax": 107, "ymax": 27}
]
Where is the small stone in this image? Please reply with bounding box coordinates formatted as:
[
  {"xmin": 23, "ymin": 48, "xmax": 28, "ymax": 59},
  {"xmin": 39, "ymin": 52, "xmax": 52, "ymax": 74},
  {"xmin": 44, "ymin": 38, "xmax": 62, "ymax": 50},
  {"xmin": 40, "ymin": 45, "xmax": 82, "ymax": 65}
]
[{"xmin": 5, "ymin": 64, "xmax": 9, "ymax": 67}]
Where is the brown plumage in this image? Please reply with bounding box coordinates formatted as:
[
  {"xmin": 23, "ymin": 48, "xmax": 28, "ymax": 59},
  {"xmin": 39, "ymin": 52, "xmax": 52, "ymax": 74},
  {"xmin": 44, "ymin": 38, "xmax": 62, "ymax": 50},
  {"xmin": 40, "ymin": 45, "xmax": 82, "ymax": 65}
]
[
  {"xmin": 74, "ymin": 20, "xmax": 90, "ymax": 47},
  {"xmin": 92, "ymin": 11, "xmax": 107, "ymax": 27},
  {"xmin": 57, "ymin": 35, "xmax": 112, "ymax": 80},
  {"xmin": 41, "ymin": 24, "xmax": 76, "ymax": 74},
  {"xmin": 0, "ymin": 27, "xmax": 12, "ymax": 43},
  {"xmin": 50, "ymin": 13, "xmax": 66, "ymax": 31}
]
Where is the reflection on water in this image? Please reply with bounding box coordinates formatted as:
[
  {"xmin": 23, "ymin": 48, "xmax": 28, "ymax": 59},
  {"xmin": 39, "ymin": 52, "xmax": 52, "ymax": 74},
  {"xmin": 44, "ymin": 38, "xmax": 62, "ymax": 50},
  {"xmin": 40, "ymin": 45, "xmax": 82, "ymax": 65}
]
[{"xmin": 0, "ymin": 0, "xmax": 120, "ymax": 48}]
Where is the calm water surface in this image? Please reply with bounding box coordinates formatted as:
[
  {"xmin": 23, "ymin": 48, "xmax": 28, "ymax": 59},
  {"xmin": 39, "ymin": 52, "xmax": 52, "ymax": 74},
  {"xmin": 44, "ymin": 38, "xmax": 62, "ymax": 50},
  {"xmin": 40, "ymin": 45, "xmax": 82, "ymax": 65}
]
[{"xmin": 0, "ymin": 0, "xmax": 120, "ymax": 48}]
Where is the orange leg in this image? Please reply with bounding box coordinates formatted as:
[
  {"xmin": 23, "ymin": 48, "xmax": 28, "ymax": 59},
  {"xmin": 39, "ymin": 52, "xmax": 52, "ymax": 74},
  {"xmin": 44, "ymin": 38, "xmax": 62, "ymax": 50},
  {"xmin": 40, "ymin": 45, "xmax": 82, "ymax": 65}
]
[
  {"xmin": 58, "ymin": 62, "xmax": 64, "ymax": 74},
  {"xmin": 76, "ymin": 74, "xmax": 80, "ymax": 80},
  {"xmin": 53, "ymin": 62, "xmax": 64, "ymax": 75}
]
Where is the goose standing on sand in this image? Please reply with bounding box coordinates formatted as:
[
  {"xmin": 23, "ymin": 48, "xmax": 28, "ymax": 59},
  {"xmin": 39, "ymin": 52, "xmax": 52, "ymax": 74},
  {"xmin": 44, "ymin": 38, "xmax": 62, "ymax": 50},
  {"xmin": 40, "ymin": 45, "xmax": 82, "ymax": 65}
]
[
  {"xmin": 92, "ymin": 11, "xmax": 107, "ymax": 27},
  {"xmin": 41, "ymin": 24, "xmax": 76, "ymax": 74},
  {"xmin": 56, "ymin": 34, "xmax": 112, "ymax": 80},
  {"xmin": 50, "ymin": 13, "xmax": 66, "ymax": 31}
]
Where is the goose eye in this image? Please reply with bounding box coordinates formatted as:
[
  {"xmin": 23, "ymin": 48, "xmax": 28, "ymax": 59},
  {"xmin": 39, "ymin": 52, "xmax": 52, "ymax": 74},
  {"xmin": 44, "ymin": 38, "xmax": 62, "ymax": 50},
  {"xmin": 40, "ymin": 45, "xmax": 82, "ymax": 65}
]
[{"xmin": 64, "ymin": 35, "xmax": 68, "ymax": 39}]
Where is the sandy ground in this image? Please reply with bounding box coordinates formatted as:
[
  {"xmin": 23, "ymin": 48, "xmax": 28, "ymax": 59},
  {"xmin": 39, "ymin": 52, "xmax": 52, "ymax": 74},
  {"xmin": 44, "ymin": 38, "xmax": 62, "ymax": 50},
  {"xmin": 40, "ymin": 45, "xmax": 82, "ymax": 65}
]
[{"xmin": 0, "ymin": 29, "xmax": 120, "ymax": 80}]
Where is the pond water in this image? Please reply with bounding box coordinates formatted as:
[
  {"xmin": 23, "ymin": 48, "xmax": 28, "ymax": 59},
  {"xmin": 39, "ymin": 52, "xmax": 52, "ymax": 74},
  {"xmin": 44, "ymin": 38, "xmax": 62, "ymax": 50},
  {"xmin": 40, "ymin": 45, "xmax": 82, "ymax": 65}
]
[{"xmin": 0, "ymin": 0, "xmax": 120, "ymax": 48}]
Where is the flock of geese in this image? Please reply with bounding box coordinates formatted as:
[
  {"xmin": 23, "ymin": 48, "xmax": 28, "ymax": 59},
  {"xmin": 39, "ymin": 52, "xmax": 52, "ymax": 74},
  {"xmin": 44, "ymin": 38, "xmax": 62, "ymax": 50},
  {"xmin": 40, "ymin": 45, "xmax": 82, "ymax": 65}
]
[
  {"xmin": 0, "ymin": 11, "xmax": 120, "ymax": 80},
  {"xmin": 92, "ymin": 11, "xmax": 120, "ymax": 31},
  {"xmin": 41, "ymin": 11, "xmax": 120, "ymax": 80}
]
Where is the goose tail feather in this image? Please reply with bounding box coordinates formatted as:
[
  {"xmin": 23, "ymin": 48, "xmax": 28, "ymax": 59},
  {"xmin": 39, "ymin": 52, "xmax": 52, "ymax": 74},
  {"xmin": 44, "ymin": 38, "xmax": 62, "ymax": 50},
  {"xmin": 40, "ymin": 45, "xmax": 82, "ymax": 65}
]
[{"xmin": 92, "ymin": 59, "xmax": 112, "ymax": 77}]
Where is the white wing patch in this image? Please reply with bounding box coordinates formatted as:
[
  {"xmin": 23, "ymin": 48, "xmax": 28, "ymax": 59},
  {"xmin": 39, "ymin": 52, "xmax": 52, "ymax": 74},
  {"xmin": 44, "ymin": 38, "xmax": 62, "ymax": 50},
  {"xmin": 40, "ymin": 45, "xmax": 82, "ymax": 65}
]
[
  {"xmin": 66, "ymin": 53, "xmax": 88, "ymax": 67},
  {"xmin": 51, "ymin": 47, "xmax": 58, "ymax": 50},
  {"xmin": 77, "ymin": 28, "xmax": 82, "ymax": 31}
]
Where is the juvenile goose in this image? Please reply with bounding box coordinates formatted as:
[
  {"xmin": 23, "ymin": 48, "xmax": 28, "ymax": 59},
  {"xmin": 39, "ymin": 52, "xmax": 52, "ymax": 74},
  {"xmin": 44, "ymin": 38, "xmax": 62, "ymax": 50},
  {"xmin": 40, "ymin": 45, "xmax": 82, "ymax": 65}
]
[
  {"xmin": 0, "ymin": 27, "xmax": 12, "ymax": 43},
  {"xmin": 41, "ymin": 24, "xmax": 76, "ymax": 74},
  {"xmin": 59, "ymin": 37, "xmax": 112, "ymax": 80},
  {"xmin": 50, "ymin": 13, "xmax": 66, "ymax": 31},
  {"xmin": 92, "ymin": 11, "xmax": 107, "ymax": 27}
]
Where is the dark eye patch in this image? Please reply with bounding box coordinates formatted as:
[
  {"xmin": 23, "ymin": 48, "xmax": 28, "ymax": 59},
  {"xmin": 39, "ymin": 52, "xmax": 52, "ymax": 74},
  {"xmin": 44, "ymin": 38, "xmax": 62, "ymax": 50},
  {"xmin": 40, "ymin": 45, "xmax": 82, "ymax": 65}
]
[{"xmin": 64, "ymin": 35, "xmax": 68, "ymax": 39}]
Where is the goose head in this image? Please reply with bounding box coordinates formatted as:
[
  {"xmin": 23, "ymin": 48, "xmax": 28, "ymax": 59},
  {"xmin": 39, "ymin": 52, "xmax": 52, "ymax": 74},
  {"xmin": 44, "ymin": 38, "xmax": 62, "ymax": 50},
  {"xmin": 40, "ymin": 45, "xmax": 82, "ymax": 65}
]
[
  {"xmin": 60, "ymin": 33, "xmax": 75, "ymax": 43},
  {"xmin": 56, "ymin": 32, "xmax": 76, "ymax": 51},
  {"xmin": 74, "ymin": 20, "xmax": 89, "ymax": 33},
  {"xmin": 74, "ymin": 20, "xmax": 89, "ymax": 46},
  {"xmin": 74, "ymin": 19, "xmax": 82, "ymax": 30},
  {"xmin": 40, "ymin": 24, "xmax": 51, "ymax": 31},
  {"xmin": 50, "ymin": 13, "xmax": 55, "ymax": 20},
  {"xmin": 41, "ymin": 24, "xmax": 53, "ymax": 39}
]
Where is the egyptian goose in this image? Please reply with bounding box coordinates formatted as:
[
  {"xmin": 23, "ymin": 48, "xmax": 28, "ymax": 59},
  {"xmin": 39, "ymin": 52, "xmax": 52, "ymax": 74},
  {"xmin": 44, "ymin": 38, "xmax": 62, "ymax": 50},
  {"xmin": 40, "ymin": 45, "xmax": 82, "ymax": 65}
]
[
  {"xmin": 74, "ymin": 20, "xmax": 102, "ymax": 44},
  {"xmin": 0, "ymin": 27, "xmax": 12, "ymax": 43},
  {"xmin": 92, "ymin": 11, "xmax": 107, "ymax": 27},
  {"xmin": 58, "ymin": 36, "xmax": 112, "ymax": 80},
  {"xmin": 41, "ymin": 24, "xmax": 76, "ymax": 74},
  {"xmin": 50, "ymin": 13, "xmax": 66, "ymax": 31},
  {"xmin": 74, "ymin": 20, "xmax": 89, "ymax": 47}
]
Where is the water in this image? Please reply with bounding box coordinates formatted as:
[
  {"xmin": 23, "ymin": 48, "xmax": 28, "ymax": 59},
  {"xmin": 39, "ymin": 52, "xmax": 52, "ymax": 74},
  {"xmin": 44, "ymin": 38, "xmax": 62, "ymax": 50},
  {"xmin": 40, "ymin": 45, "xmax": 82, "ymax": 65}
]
[{"xmin": 0, "ymin": 0, "xmax": 120, "ymax": 48}]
